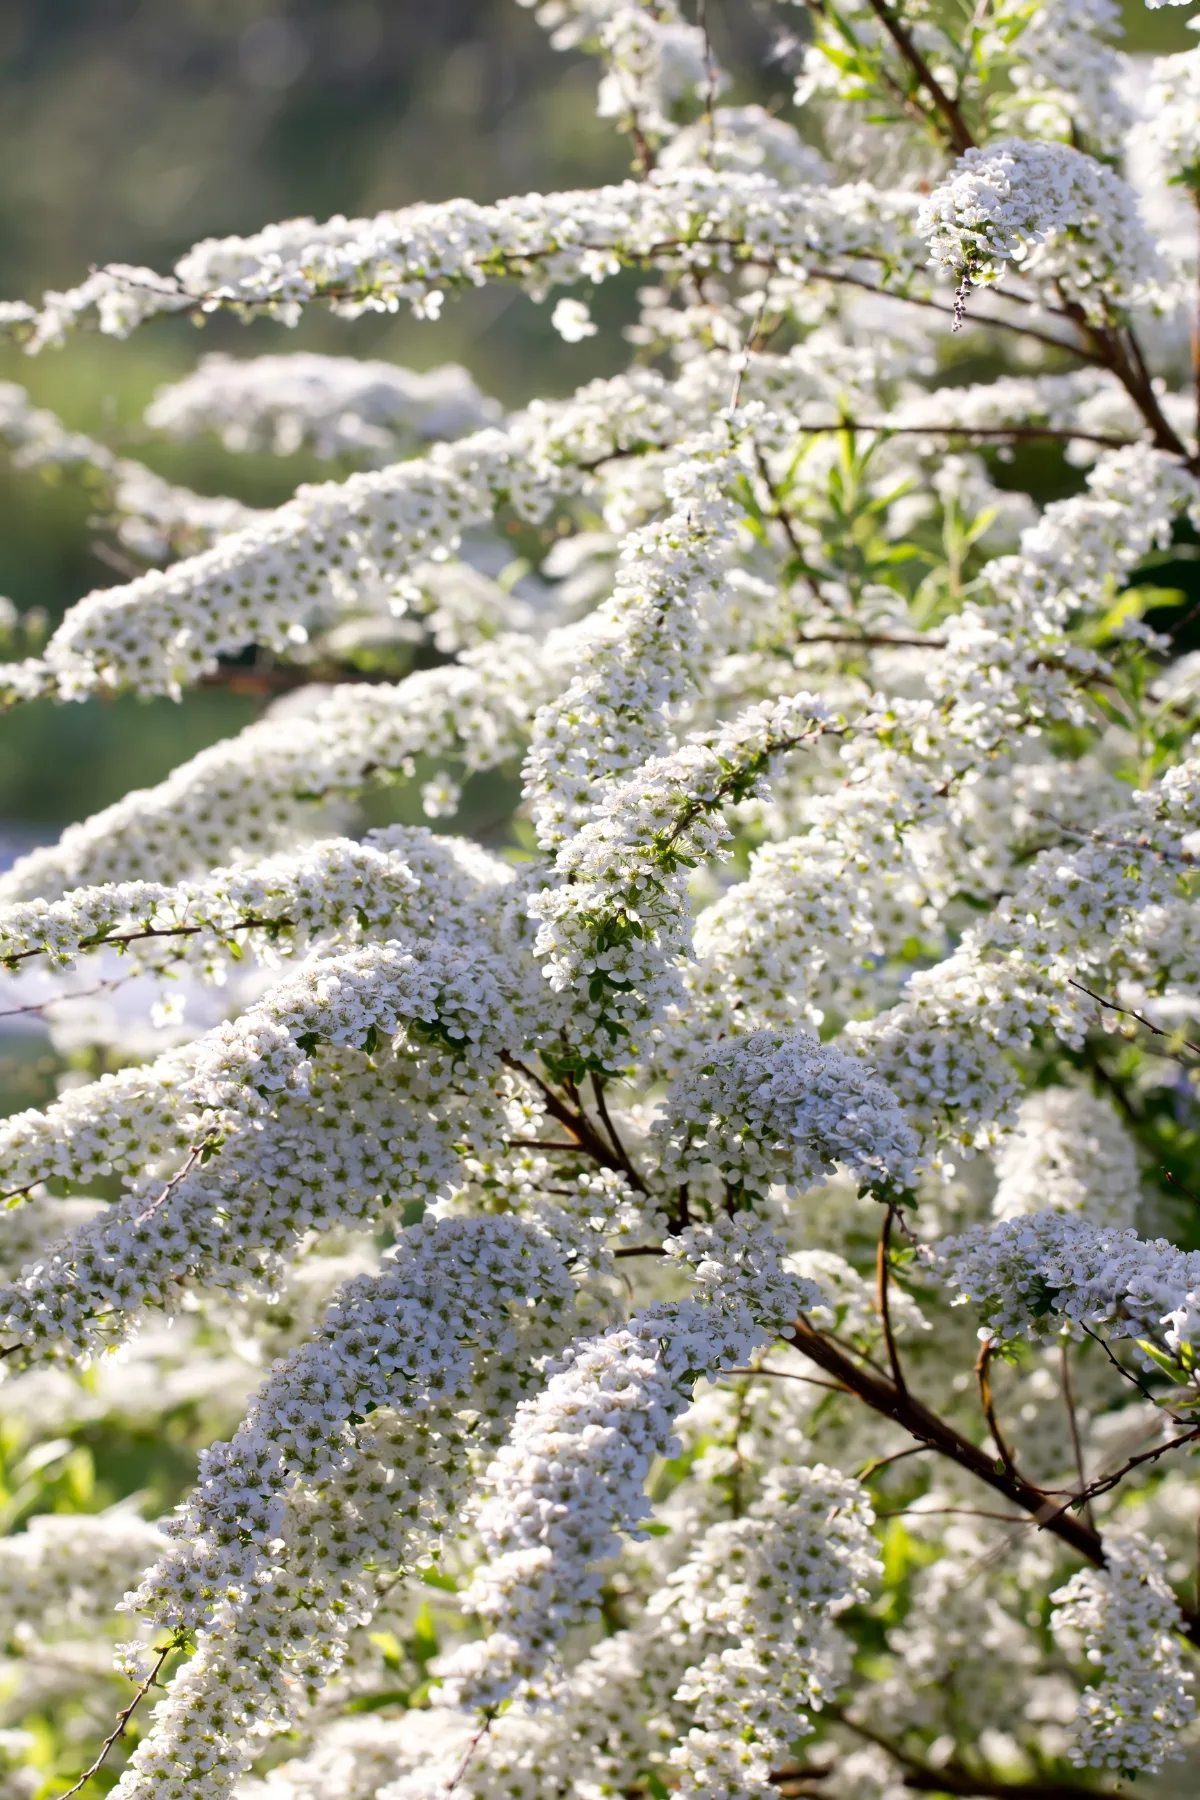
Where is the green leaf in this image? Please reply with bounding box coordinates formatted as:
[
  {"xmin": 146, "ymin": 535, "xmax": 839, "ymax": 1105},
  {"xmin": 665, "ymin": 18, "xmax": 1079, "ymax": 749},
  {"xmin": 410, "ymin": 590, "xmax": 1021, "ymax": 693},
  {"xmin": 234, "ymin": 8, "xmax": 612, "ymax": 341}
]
[{"xmin": 1134, "ymin": 1339, "xmax": 1193, "ymax": 1386}]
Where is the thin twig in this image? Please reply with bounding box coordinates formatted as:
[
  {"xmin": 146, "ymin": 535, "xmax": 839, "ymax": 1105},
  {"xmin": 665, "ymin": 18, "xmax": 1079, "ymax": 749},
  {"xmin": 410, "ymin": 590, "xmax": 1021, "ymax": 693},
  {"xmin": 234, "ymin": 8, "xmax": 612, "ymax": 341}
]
[
  {"xmin": 1059, "ymin": 1343, "xmax": 1095, "ymax": 1532},
  {"xmin": 589, "ymin": 1072, "xmax": 643, "ymax": 1189},
  {"xmin": 799, "ymin": 265, "xmax": 1104, "ymax": 361},
  {"xmin": 1068, "ymin": 976, "xmax": 1200, "ymax": 1060},
  {"xmin": 857, "ymin": 1443, "xmax": 934, "ymax": 1481},
  {"xmin": 876, "ymin": 1203, "xmax": 908, "ymax": 1395},
  {"xmin": 975, "ymin": 1340, "xmax": 1020, "ymax": 1479},
  {"xmin": 783, "ymin": 1312, "xmax": 1200, "ymax": 1643},
  {"xmin": 792, "ymin": 419, "xmax": 1135, "ymax": 449},
  {"xmin": 696, "ymin": 0, "xmax": 719, "ymax": 166},
  {"xmin": 1, "ymin": 913, "xmax": 293, "ymax": 970},
  {"xmin": 0, "ymin": 963, "xmax": 168, "ymax": 1021},
  {"xmin": 875, "ymin": 1504, "xmax": 1030, "ymax": 1522},
  {"xmin": 859, "ymin": 0, "xmax": 975, "ymax": 152},
  {"xmin": 444, "ymin": 1715, "xmax": 494, "ymax": 1795},
  {"xmin": 503, "ymin": 1137, "xmax": 589, "ymax": 1152},
  {"xmin": 499, "ymin": 1053, "xmax": 648, "ymax": 1192},
  {"xmin": 832, "ymin": 1710, "xmax": 1127, "ymax": 1800},
  {"xmin": 49, "ymin": 1636, "xmax": 183, "ymax": 1800},
  {"xmin": 134, "ymin": 1139, "xmax": 214, "ymax": 1225},
  {"xmin": 798, "ymin": 630, "xmax": 946, "ymax": 649},
  {"xmin": 731, "ymin": 1363, "xmax": 853, "ymax": 1395}
]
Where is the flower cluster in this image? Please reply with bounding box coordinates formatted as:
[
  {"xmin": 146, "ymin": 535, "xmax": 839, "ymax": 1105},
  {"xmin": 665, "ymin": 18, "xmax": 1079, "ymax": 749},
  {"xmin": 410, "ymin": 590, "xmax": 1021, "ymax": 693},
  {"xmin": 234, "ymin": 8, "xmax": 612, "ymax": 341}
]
[
  {"xmin": 655, "ymin": 1026, "xmax": 919, "ymax": 1201},
  {"xmin": 437, "ymin": 1215, "xmax": 824, "ymax": 1707},
  {"xmin": 935, "ymin": 1210, "xmax": 1200, "ymax": 1360},
  {"xmin": 667, "ymin": 1466, "xmax": 880, "ymax": 1799},
  {"xmin": 144, "ymin": 353, "xmax": 500, "ymax": 460},
  {"xmin": 113, "ymin": 1216, "xmax": 577, "ymax": 1800},
  {"xmin": 992, "ymin": 1087, "xmax": 1142, "ymax": 1229},
  {"xmin": 1052, "ymin": 1534, "xmax": 1195, "ymax": 1775},
  {"xmin": 1, "ymin": 3, "xmax": 1200, "ymax": 1793},
  {"xmin": 918, "ymin": 138, "xmax": 1163, "ymax": 318},
  {"xmin": 1139, "ymin": 46, "xmax": 1200, "ymax": 192}
]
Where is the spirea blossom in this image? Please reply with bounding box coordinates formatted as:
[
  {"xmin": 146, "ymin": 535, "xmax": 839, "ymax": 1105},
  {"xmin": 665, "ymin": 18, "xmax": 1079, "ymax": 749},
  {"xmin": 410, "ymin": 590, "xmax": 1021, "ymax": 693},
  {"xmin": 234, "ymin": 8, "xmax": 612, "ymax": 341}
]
[
  {"xmin": 992, "ymin": 1088, "xmax": 1142, "ymax": 1228},
  {"xmin": 919, "ymin": 138, "xmax": 1162, "ymax": 318},
  {"xmin": 655, "ymin": 1026, "xmax": 919, "ymax": 1200},
  {"xmin": 1052, "ymin": 1534, "xmax": 1195, "ymax": 1774},
  {"xmin": 2, "ymin": 4, "xmax": 1200, "ymax": 1793}
]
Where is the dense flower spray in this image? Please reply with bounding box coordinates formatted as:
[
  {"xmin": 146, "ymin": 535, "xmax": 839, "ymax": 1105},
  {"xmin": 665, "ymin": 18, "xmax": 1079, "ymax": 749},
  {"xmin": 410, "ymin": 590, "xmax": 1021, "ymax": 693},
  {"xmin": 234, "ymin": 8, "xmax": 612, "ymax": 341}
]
[{"xmin": 0, "ymin": 1, "xmax": 1200, "ymax": 1796}]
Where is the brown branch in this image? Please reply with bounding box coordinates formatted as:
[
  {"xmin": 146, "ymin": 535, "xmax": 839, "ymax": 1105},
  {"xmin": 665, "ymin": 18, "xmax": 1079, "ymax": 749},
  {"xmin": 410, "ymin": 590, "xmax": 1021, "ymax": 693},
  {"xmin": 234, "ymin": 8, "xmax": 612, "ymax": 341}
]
[
  {"xmin": 589, "ymin": 1072, "xmax": 641, "ymax": 1184},
  {"xmin": 902, "ymin": 1765, "xmax": 1125, "ymax": 1799},
  {"xmin": 1067, "ymin": 976, "xmax": 1200, "ymax": 1061},
  {"xmin": 49, "ymin": 1636, "xmax": 183, "ymax": 1800},
  {"xmin": 1029, "ymin": 813, "xmax": 1198, "ymax": 869},
  {"xmin": 733, "ymin": 1363, "xmax": 854, "ymax": 1395},
  {"xmin": 877, "ymin": 1203, "xmax": 908, "ymax": 1394},
  {"xmin": 0, "ymin": 963, "xmax": 170, "ymax": 1021},
  {"xmin": 134, "ymin": 1139, "xmax": 214, "ymax": 1225},
  {"xmin": 975, "ymin": 1339, "xmax": 1020, "ymax": 1480},
  {"xmin": 783, "ymin": 1312, "xmax": 1200, "ymax": 1647},
  {"xmin": 857, "ymin": 1443, "xmax": 935, "ymax": 1481},
  {"xmin": 798, "ymin": 631, "xmax": 947, "ymax": 649},
  {"xmin": 499, "ymin": 1053, "xmax": 648, "ymax": 1192},
  {"xmin": 800, "ymin": 267, "xmax": 1103, "ymax": 361},
  {"xmin": 793, "ymin": 420, "xmax": 1136, "ymax": 450},
  {"xmin": 860, "ymin": 0, "xmax": 976, "ymax": 153},
  {"xmin": 1059, "ymin": 1344, "xmax": 1095, "ymax": 1533},
  {"xmin": 1, "ymin": 913, "xmax": 294, "ymax": 970},
  {"xmin": 835, "ymin": 1710, "xmax": 1127, "ymax": 1800},
  {"xmin": 503, "ymin": 1137, "xmax": 591, "ymax": 1152},
  {"xmin": 1048, "ymin": 1423, "xmax": 1200, "ymax": 1518}
]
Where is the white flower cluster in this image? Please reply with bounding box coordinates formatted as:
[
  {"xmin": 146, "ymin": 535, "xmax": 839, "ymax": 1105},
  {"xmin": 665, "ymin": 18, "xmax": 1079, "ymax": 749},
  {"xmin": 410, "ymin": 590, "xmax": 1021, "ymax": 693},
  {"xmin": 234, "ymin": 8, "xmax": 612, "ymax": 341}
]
[
  {"xmin": 6, "ymin": 3, "xmax": 1200, "ymax": 1790},
  {"xmin": 667, "ymin": 1466, "xmax": 880, "ymax": 1799},
  {"xmin": 1139, "ymin": 46, "xmax": 1200, "ymax": 192},
  {"xmin": 0, "ymin": 1507, "xmax": 165, "ymax": 1639},
  {"xmin": 0, "ymin": 637, "xmax": 556, "ymax": 898},
  {"xmin": 144, "ymin": 353, "xmax": 500, "ymax": 460},
  {"xmin": 113, "ymin": 1216, "xmax": 577, "ymax": 1800},
  {"xmin": 437, "ymin": 1215, "xmax": 824, "ymax": 1707},
  {"xmin": 655, "ymin": 1026, "xmax": 919, "ymax": 1201},
  {"xmin": 593, "ymin": 5, "xmax": 713, "ymax": 144},
  {"xmin": 1052, "ymin": 1533, "xmax": 1195, "ymax": 1774},
  {"xmin": 992, "ymin": 1088, "xmax": 1142, "ymax": 1229},
  {"xmin": 918, "ymin": 138, "xmax": 1163, "ymax": 318},
  {"xmin": 4, "ymin": 168, "xmax": 919, "ymax": 352},
  {"xmin": 16, "ymin": 427, "xmax": 540, "ymax": 699},
  {"xmin": 525, "ymin": 441, "xmax": 744, "ymax": 846},
  {"xmin": 936, "ymin": 1210, "xmax": 1200, "ymax": 1359},
  {"xmin": 529, "ymin": 693, "xmax": 831, "ymax": 1071},
  {"xmin": 0, "ymin": 927, "xmax": 546, "ymax": 1358},
  {"xmin": 0, "ymin": 837, "xmax": 420, "ymax": 973},
  {"xmin": 990, "ymin": 0, "xmax": 1131, "ymax": 159}
]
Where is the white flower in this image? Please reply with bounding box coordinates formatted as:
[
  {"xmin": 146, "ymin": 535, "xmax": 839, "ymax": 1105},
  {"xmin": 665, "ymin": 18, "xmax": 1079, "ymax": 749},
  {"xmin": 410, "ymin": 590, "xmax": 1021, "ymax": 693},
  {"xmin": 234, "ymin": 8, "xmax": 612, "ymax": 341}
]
[{"xmin": 551, "ymin": 298, "xmax": 598, "ymax": 342}]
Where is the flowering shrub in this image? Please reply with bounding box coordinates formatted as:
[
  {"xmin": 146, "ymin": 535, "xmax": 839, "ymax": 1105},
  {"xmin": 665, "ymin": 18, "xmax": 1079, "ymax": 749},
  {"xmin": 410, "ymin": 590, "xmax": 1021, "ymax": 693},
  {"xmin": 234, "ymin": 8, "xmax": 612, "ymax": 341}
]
[{"xmin": 2, "ymin": 1, "xmax": 1200, "ymax": 1796}]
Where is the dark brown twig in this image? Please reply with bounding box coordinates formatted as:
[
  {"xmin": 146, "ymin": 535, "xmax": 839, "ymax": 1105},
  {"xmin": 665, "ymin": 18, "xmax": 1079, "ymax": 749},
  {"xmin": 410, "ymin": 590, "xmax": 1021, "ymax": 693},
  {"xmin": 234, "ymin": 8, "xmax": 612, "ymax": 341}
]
[
  {"xmin": 784, "ymin": 1312, "xmax": 1200, "ymax": 1645},
  {"xmin": 49, "ymin": 1636, "xmax": 183, "ymax": 1800},
  {"xmin": 1059, "ymin": 1344, "xmax": 1095, "ymax": 1532},
  {"xmin": 857, "ymin": 1443, "xmax": 935, "ymax": 1481},
  {"xmin": 876, "ymin": 1203, "xmax": 908, "ymax": 1395},
  {"xmin": 1068, "ymin": 976, "xmax": 1200, "ymax": 1061},
  {"xmin": 859, "ymin": 0, "xmax": 976, "ymax": 153},
  {"xmin": 975, "ymin": 1339, "xmax": 1020, "ymax": 1480},
  {"xmin": 499, "ymin": 1053, "xmax": 648, "ymax": 1192}
]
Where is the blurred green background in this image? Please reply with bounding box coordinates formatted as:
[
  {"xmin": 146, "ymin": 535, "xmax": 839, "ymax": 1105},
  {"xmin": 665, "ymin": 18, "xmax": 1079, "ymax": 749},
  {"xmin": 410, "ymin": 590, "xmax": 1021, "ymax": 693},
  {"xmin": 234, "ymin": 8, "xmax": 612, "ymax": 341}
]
[{"xmin": 0, "ymin": 0, "xmax": 1194, "ymax": 837}]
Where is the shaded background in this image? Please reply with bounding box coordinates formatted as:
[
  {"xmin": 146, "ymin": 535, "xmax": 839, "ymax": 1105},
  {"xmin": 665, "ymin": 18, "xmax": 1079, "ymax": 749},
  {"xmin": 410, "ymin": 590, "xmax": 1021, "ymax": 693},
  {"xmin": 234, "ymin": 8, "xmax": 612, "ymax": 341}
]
[{"xmin": 0, "ymin": 0, "xmax": 1193, "ymax": 833}]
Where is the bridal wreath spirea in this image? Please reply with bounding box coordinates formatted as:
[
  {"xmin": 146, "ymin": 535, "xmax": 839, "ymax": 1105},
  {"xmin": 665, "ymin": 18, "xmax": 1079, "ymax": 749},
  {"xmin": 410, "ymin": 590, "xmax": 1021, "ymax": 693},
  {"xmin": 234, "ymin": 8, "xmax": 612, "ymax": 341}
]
[{"xmin": 1, "ymin": 1, "xmax": 1200, "ymax": 1796}]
